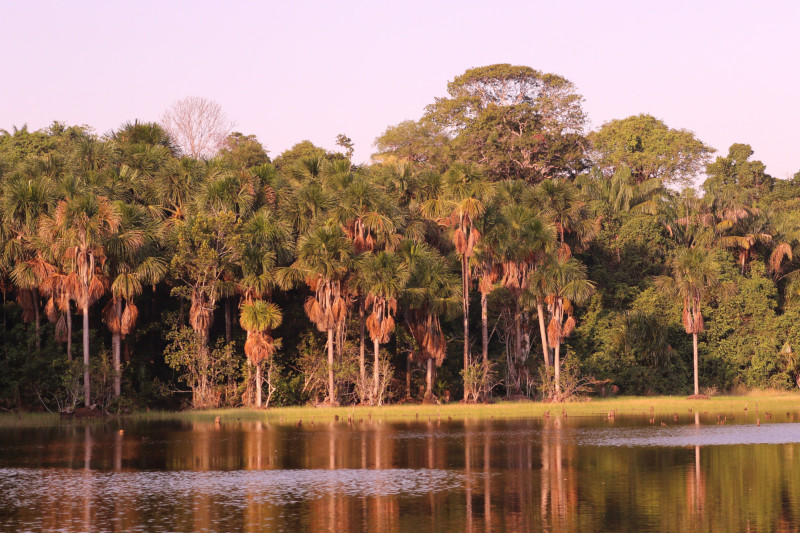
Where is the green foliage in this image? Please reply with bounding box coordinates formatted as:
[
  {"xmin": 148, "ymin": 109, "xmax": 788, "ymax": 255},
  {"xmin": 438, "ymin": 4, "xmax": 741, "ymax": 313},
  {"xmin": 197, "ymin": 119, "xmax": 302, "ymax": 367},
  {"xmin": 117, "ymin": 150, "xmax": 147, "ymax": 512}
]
[
  {"xmin": 3, "ymin": 65, "xmax": 800, "ymax": 412},
  {"xmin": 589, "ymin": 114, "xmax": 712, "ymax": 187},
  {"xmin": 163, "ymin": 316, "xmax": 243, "ymax": 408}
]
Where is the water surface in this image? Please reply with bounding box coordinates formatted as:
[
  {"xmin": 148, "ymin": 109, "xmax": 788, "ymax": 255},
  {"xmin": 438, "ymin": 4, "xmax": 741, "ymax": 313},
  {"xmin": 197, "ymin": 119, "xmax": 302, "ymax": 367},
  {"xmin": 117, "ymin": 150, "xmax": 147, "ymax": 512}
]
[{"xmin": 1, "ymin": 412, "xmax": 799, "ymax": 532}]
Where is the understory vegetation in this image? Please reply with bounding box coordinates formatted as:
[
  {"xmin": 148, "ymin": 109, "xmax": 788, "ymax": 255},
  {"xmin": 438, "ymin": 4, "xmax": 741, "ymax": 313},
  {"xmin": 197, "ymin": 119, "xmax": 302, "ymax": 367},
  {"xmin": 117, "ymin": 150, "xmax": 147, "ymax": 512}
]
[{"xmin": 2, "ymin": 64, "xmax": 800, "ymax": 412}]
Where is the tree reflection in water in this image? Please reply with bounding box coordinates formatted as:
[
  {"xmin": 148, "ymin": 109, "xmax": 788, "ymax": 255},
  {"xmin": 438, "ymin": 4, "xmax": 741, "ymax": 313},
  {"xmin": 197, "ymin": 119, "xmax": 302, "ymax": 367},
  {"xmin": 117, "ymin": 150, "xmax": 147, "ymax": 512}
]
[{"xmin": 1, "ymin": 415, "xmax": 800, "ymax": 531}]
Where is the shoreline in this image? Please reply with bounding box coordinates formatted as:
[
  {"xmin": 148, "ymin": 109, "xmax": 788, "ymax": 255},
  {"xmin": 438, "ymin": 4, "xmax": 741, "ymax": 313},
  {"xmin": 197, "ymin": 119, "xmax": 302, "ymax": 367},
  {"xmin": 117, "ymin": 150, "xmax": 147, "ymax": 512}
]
[{"xmin": 2, "ymin": 392, "xmax": 799, "ymax": 427}]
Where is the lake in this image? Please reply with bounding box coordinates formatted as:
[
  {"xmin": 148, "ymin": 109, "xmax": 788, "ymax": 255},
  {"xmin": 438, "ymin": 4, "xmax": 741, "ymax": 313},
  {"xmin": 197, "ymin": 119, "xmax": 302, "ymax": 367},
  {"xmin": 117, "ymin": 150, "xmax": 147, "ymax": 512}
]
[{"xmin": 1, "ymin": 411, "xmax": 799, "ymax": 532}]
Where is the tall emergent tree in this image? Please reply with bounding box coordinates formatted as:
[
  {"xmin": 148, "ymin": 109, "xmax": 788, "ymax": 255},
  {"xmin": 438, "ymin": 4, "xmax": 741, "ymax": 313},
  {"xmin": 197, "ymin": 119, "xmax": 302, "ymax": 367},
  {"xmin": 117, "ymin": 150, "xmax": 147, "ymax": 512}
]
[
  {"xmin": 589, "ymin": 114, "xmax": 712, "ymax": 188},
  {"xmin": 161, "ymin": 97, "xmax": 234, "ymax": 159},
  {"xmin": 425, "ymin": 63, "xmax": 588, "ymax": 182}
]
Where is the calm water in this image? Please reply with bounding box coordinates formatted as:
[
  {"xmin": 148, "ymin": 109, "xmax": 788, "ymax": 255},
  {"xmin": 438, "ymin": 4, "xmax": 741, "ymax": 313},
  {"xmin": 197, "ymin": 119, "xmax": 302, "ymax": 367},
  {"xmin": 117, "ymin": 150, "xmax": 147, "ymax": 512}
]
[{"xmin": 1, "ymin": 412, "xmax": 800, "ymax": 532}]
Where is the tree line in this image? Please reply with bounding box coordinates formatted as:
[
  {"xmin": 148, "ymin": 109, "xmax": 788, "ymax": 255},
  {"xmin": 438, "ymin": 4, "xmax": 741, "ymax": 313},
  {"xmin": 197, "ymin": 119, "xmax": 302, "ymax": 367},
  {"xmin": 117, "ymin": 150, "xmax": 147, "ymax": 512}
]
[{"xmin": 2, "ymin": 64, "xmax": 800, "ymax": 411}]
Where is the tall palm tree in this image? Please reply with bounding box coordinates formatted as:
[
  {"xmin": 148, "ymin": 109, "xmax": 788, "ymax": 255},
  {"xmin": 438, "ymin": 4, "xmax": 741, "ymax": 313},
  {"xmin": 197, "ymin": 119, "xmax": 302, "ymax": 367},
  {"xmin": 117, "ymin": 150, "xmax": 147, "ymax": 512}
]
[
  {"xmin": 495, "ymin": 203, "xmax": 556, "ymax": 394},
  {"xmin": 103, "ymin": 202, "xmax": 167, "ymax": 397},
  {"xmin": 1, "ymin": 167, "xmax": 56, "ymax": 351},
  {"xmin": 240, "ymin": 300, "xmax": 282, "ymax": 407},
  {"xmin": 355, "ymin": 251, "xmax": 409, "ymax": 404},
  {"xmin": 39, "ymin": 194, "xmax": 120, "ymax": 406},
  {"xmin": 398, "ymin": 240, "xmax": 461, "ymax": 402},
  {"xmin": 279, "ymin": 224, "xmax": 354, "ymax": 405},
  {"xmin": 422, "ymin": 163, "xmax": 492, "ymax": 383},
  {"xmin": 238, "ymin": 207, "xmax": 292, "ymax": 407},
  {"xmin": 331, "ymin": 172, "xmax": 401, "ymax": 394},
  {"xmin": 655, "ymin": 248, "xmax": 726, "ymax": 396},
  {"xmin": 539, "ymin": 251, "xmax": 595, "ymax": 395}
]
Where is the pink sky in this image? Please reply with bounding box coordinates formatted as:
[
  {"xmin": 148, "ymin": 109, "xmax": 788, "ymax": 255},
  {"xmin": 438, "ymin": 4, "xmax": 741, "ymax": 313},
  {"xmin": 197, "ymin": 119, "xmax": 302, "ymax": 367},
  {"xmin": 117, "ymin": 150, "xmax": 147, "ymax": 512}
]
[{"xmin": 2, "ymin": 1, "xmax": 798, "ymax": 180}]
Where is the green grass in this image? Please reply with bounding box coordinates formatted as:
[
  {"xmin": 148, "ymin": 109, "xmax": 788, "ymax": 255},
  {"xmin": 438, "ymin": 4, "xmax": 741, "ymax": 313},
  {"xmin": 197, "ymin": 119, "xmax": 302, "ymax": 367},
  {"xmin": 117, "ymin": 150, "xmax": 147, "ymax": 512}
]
[
  {"xmin": 0, "ymin": 411, "xmax": 61, "ymax": 427},
  {"xmin": 129, "ymin": 392, "xmax": 800, "ymax": 425},
  {"xmin": 3, "ymin": 392, "xmax": 799, "ymax": 427}
]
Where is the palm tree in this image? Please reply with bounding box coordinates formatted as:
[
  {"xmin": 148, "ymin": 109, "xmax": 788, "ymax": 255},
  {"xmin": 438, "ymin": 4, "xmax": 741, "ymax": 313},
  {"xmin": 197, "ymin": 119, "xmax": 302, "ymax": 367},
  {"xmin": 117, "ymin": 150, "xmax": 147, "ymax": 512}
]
[
  {"xmin": 718, "ymin": 212, "xmax": 773, "ymax": 274},
  {"xmin": 238, "ymin": 207, "xmax": 292, "ymax": 407},
  {"xmin": 1, "ymin": 167, "xmax": 56, "ymax": 351},
  {"xmin": 39, "ymin": 194, "xmax": 120, "ymax": 406},
  {"xmin": 240, "ymin": 300, "xmax": 282, "ymax": 407},
  {"xmin": 533, "ymin": 178, "xmax": 597, "ymax": 251},
  {"xmin": 279, "ymin": 224, "xmax": 354, "ymax": 405},
  {"xmin": 39, "ymin": 269, "xmax": 80, "ymax": 361},
  {"xmin": 422, "ymin": 163, "xmax": 492, "ymax": 384},
  {"xmin": 103, "ymin": 202, "xmax": 167, "ymax": 397},
  {"xmin": 398, "ymin": 240, "xmax": 461, "ymax": 402},
  {"xmin": 495, "ymin": 203, "xmax": 556, "ymax": 394},
  {"xmin": 331, "ymin": 171, "xmax": 401, "ymax": 394},
  {"xmin": 655, "ymin": 247, "xmax": 726, "ymax": 396},
  {"xmin": 355, "ymin": 251, "xmax": 409, "ymax": 404},
  {"xmin": 539, "ymin": 251, "xmax": 595, "ymax": 395}
]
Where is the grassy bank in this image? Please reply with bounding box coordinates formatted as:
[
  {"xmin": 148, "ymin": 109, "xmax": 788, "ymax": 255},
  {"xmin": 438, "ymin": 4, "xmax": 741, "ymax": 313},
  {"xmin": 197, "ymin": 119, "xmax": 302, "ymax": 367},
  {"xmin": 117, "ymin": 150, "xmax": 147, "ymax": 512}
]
[
  {"xmin": 3, "ymin": 392, "xmax": 799, "ymax": 427},
  {"xmin": 132, "ymin": 393, "xmax": 800, "ymax": 424}
]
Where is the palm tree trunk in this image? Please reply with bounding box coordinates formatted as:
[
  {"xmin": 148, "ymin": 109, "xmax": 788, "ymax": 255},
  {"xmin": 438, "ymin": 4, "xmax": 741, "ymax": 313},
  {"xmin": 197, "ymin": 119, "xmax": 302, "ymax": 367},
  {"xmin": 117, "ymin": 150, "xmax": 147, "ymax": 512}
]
[
  {"xmin": 372, "ymin": 338, "xmax": 381, "ymax": 405},
  {"xmin": 359, "ymin": 299, "xmax": 366, "ymax": 392},
  {"xmin": 536, "ymin": 301, "xmax": 549, "ymax": 367},
  {"xmin": 481, "ymin": 292, "xmax": 488, "ymax": 366},
  {"xmin": 66, "ymin": 304, "xmax": 73, "ymax": 362},
  {"xmin": 514, "ymin": 303, "xmax": 522, "ymax": 369},
  {"xmin": 83, "ymin": 300, "xmax": 91, "ymax": 407},
  {"xmin": 693, "ymin": 331, "xmax": 699, "ymax": 396},
  {"xmin": 462, "ymin": 256, "xmax": 470, "ymax": 375},
  {"xmin": 224, "ymin": 299, "xmax": 232, "ymax": 343},
  {"xmin": 33, "ymin": 289, "xmax": 41, "ymax": 353},
  {"xmin": 426, "ymin": 358, "xmax": 433, "ymax": 401},
  {"xmin": 327, "ymin": 328, "xmax": 335, "ymax": 404},
  {"xmin": 554, "ymin": 340, "xmax": 561, "ymax": 396},
  {"xmin": 113, "ymin": 298, "xmax": 122, "ymax": 397},
  {"xmin": 405, "ymin": 355, "xmax": 412, "ymax": 400},
  {"xmin": 255, "ymin": 363, "xmax": 262, "ymax": 407}
]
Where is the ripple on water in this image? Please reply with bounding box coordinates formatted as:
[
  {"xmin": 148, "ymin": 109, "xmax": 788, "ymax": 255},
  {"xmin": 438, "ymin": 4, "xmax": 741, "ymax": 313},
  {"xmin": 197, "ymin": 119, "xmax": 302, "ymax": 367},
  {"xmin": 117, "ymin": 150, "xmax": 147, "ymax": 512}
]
[{"xmin": 0, "ymin": 467, "xmax": 465, "ymax": 509}]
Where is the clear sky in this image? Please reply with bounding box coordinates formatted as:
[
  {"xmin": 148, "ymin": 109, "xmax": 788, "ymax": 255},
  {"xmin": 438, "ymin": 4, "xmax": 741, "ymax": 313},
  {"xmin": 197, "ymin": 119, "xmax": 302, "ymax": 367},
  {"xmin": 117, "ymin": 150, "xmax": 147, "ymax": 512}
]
[{"xmin": 1, "ymin": 1, "xmax": 798, "ymax": 179}]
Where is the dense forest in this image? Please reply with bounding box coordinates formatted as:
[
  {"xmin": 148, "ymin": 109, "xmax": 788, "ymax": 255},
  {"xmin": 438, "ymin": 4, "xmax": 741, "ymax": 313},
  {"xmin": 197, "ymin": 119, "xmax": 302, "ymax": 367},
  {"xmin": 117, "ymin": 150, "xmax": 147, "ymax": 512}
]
[{"xmin": 2, "ymin": 64, "xmax": 800, "ymax": 412}]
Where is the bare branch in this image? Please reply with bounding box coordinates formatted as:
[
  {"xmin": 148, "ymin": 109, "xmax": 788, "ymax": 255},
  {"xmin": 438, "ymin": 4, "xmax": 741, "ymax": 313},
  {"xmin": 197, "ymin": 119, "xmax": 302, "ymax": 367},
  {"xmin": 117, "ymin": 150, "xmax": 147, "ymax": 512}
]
[{"xmin": 161, "ymin": 97, "xmax": 234, "ymax": 159}]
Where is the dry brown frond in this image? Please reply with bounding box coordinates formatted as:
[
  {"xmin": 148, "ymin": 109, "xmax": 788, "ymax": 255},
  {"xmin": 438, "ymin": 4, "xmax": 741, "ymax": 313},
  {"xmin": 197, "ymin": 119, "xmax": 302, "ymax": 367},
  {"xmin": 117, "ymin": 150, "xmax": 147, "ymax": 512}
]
[
  {"xmin": 121, "ymin": 302, "xmax": 138, "ymax": 336},
  {"xmin": 769, "ymin": 242, "xmax": 792, "ymax": 273},
  {"xmin": 44, "ymin": 297, "xmax": 59, "ymax": 324},
  {"xmin": 103, "ymin": 297, "xmax": 122, "ymax": 334},
  {"xmin": 562, "ymin": 315, "xmax": 576, "ymax": 338}
]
